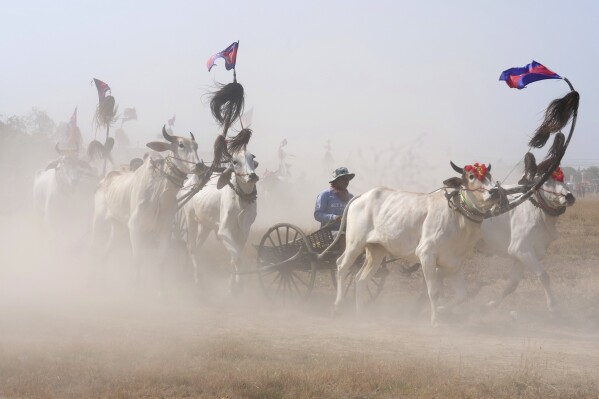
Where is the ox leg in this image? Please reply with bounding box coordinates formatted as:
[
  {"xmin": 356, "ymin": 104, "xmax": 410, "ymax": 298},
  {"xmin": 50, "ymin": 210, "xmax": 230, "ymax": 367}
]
[
  {"xmin": 355, "ymin": 244, "xmax": 386, "ymax": 314},
  {"xmin": 129, "ymin": 230, "xmax": 147, "ymax": 285},
  {"xmin": 518, "ymin": 253, "xmax": 556, "ymax": 312},
  {"xmin": 437, "ymin": 268, "xmax": 467, "ymax": 316},
  {"xmin": 185, "ymin": 217, "xmax": 199, "ymax": 283},
  {"xmin": 218, "ymin": 232, "xmax": 244, "ymax": 295},
  {"xmin": 419, "ymin": 254, "xmax": 442, "ymax": 326},
  {"xmin": 487, "ymin": 260, "xmax": 524, "ymax": 309},
  {"xmin": 157, "ymin": 230, "xmax": 172, "ymax": 298},
  {"xmin": 334, "ymin": 244, "xmax": 364, "ymax": 314},
  {"xmin": 189, "ymin": 226, "xmax": 210, "ymax": 287}
]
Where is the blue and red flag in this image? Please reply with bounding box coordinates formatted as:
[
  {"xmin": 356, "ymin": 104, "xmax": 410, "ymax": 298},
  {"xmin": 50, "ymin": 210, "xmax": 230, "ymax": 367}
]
[
  {"xmin": 122, "ymin": 107, "xmax": 137, "ymax": 122},
  {"xmin": 206, "ymin": 41, "xmax": 239, "ymax": 72},
  {"xmin": 499, "ymin": 61, "xmax": 561, "ymax": 89},
  {"xmin": 93, "ymin": 78, "xmax": 111, "ymax": 101}
]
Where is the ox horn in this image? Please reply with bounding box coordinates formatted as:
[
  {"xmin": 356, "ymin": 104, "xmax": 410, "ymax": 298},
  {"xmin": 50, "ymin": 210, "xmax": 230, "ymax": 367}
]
[
  {"xmin": 450, "ymin": 161, "xmax": 463, "ymax": 174},
  {"xmin": 162, "ymin": 125, "xmax": 175, "ymax": 142},
  {"xmin": 487, "ymin": 163, "xmax": 492, "ymax": 172},
  {"xmin": 190, "ymin": 132, "xmax": 195, "ymax": 141}
]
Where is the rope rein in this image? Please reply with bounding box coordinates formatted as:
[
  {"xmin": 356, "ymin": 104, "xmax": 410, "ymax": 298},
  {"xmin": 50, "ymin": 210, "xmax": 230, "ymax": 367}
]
[{"xmin": 150, "ymin": 157, "xmax": 188, "ymax": 189}]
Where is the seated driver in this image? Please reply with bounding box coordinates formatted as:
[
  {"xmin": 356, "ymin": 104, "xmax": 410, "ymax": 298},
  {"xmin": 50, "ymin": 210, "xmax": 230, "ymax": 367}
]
[{"xmin": 314, "ymin": 167, "xmax": 355, "ymax": 231}]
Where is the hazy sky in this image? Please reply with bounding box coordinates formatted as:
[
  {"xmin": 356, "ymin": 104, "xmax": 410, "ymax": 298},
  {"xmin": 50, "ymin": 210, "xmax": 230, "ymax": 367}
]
[{"xmin": 2, "ymin": 0, "xmax": 598, "ymax": 181}]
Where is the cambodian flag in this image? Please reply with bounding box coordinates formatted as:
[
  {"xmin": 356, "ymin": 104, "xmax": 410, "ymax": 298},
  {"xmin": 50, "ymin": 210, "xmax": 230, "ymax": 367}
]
[
  {"xmin": 499, "ymin": 61, "xmax": 561, "ymax": 89},
  {"xmin": 206, "ymin": 41, "xmax": 239, "ymax": 72},
  {"xmin": 122, "ymin": 107, "xmax": 137, "ymax": 122},
  {"xmin": 93, "ymin": 78, "xmax": 111, "ymax": 101}
]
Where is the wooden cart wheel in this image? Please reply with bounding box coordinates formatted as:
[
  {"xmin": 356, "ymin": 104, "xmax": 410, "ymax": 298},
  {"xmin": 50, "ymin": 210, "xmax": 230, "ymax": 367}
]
[
  {"xmin": 257, "ymin": 223, "xmax": 316, "ymax": 305},
  {"xmin": 330, "ymin": 254, "xmax": 388, "ymax": 304}
]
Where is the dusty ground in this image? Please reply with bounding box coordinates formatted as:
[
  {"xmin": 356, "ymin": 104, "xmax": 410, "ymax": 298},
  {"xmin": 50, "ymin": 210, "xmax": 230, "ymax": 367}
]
[{"xmin": 0, "ymin": 198, "xmax": 598, "ymax": 398}]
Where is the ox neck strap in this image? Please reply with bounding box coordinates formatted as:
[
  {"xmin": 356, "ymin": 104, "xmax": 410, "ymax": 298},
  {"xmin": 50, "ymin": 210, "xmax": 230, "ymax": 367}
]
[
  {"xmin": 529, "ymin": 191, "xmax": 566, "ymax": 217},
  {"xmin": 445, "ymin": 189, "xmax": 485, "ymax": 224},
  {"xmin": 151, "ymin": 157, "xmax": 187, "ymax": 188},
  {"xmin": 228, "ymin": 180, "xmax": 257, "ymax": 203}
]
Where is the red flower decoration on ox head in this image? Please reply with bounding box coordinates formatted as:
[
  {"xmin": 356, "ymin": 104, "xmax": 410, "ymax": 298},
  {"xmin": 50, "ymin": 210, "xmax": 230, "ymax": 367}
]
[
  {"xmin": 551, "ymin": 166, "xmax": 564, "ymax": 182},
  {"xmin": 463, "ymin": 162, "xmax": 488, "ymax": 181}
]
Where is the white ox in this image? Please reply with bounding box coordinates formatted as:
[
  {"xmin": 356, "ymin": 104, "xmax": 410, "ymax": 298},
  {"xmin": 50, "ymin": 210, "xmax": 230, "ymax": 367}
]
[
  {"xmin": 183, "ymin": 147, "xmax": 259, "ymax": 292},
  {"xmin": 33, "ymin": 144, "xmax": 96, "ymax": 237},
  {"xmin": 480, "ymin": 157, "xmax": 575, "ymax": 312},
  {"xmin": 92, "ymin": 127, "xmax": 205, "ymax": 286},
  {"xmin": 333, "ymin": 162, "xmax": 501, "ymax": 325}
]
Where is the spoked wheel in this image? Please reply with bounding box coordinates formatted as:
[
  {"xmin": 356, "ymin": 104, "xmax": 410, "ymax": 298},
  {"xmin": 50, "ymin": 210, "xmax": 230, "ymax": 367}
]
[
  {"xmin": 257, "ymin": 223, "xmax": 317, "ymax": 305},
  {"xmin": 330, "ymin": 254, "xmax": 388, "ymax": 305}
]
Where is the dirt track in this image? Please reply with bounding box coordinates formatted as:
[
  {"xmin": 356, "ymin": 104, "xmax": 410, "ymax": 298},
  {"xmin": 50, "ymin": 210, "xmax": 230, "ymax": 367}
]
[{"xmin": 1, "ymin": 201, "xmax": 598, "ymax": 398}]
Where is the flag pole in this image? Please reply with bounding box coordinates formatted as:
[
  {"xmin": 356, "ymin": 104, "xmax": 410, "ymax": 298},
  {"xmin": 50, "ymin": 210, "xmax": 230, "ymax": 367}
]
[{"xmin": 103, "ymin": 124, "xmax": 109, "ymax": 175}]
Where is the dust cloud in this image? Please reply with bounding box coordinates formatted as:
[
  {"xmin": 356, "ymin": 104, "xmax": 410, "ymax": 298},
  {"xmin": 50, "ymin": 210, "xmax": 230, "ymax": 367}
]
[{"xmin": 1, "ymin": 119, "xmax": 598, "ymax": 398}]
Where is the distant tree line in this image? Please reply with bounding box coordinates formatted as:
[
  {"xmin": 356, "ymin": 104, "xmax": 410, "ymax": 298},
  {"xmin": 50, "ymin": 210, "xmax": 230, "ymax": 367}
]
[
  {"xmin": 0, "ymin": 108, "xmax": 66, "ymax": 139},
  {"xmin": 563, "ymin": 166, "xmax": 599, "ymax": 184}
]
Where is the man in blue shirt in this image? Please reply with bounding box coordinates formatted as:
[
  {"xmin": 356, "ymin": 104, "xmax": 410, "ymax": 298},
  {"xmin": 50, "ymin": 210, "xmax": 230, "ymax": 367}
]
[{"xmin": 314, "ymin": 167, "xmax": 355, "ymax": 230}]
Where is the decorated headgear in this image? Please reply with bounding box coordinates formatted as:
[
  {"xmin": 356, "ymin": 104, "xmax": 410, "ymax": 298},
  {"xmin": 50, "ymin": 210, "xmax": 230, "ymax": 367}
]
[
  {"xmin": 551, "ymin": 166, "xmax": 564, "ymax": 182},
  {"xmin": 464, "ymin": 163, "xmax": 488, "ymax": 181}
]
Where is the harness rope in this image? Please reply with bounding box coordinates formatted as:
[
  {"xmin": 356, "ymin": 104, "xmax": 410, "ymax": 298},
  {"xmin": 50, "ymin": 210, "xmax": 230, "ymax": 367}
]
[
  {"xmin": 529, "ymin": 190, "xmax": 567, "ymax": 216},
  {"xmin": 150, "ymin": 157, "xmax": 188, "ymax": 188},
  {"xmin": 227, "ymin": 180, "xmax": 257, "ymax": 203}
]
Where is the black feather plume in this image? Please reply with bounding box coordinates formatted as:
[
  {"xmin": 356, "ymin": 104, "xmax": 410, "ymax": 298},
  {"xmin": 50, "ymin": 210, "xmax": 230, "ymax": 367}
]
[
  {"xmin": 529, "ymin": 91, "xmax": 579, "ymax": 148},
  {"xmin": 87, "ymin": 140, "xmax": 105, "ymax": 162},
  {"xmin": 524, "ymin": 152, "xmax": 537, "ymax": 180},
  {"xmin": 209, "ymin": 82, "xmax": 244, "ymax": 134},
  {"xmin": 227, "ymin": 128, "xmax": 252, "ymax": 154},
  {"xmin": 537, "ymin": 132, "xmax": 565, "ymax": 175},
  {"xmin": 94, "ymin": 95, "xmax": 119, "ymax": 131},
  {"xmin": 213, "ymin": 135, "xmax": 230, "ymax": 166}
]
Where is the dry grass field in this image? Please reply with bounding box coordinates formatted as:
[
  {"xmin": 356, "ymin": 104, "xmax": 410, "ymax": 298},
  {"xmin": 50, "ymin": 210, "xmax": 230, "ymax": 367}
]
[{"xmin": 0, "ymin": 198, "xmax": 598, "ymax": 398}]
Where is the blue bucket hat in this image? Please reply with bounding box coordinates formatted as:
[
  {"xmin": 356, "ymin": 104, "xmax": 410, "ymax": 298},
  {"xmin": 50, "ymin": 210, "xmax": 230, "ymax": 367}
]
[{"xmin": 329, "ymin": 167, "xmax": 355, "ymax": 183}]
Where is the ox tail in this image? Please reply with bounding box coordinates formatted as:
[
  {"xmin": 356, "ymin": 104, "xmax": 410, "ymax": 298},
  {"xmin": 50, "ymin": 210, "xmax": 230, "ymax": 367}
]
[
  {"xmin": 316, "ymin": 194, "xmax": 362, "ymax": 260},
  {"xmin": 529, "ymin": 90, "xmax": 579, "ymax": 148}
]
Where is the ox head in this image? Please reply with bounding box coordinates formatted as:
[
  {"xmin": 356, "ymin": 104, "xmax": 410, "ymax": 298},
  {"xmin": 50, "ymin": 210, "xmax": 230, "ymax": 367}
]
[
  {"xmin": 146, "ymin": 126, "xmax": 206, "ymax": 175},
  {"xmin": 54, "ymin": 143, "xmax": 95, "ymax": 188},
  {"xmin": 445, "ymin": 161, "xmax": 500, "ymax": 211},
  {"xmin": 519, "ymin": 153, "xmax": 575, "ymax": 208},
  {"xmin": 217, "ymin": 150, "xmax": 259, "ymax": 190},
  {"xmin": 216, "ymin": 129, "xmax": 259, "ymax": 190}
]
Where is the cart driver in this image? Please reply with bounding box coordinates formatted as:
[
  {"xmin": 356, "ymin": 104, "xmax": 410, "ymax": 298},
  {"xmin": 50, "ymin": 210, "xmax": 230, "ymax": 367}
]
[{"xmin": 314, "ymin": 167, "xmax": 355, "ymax": 231}]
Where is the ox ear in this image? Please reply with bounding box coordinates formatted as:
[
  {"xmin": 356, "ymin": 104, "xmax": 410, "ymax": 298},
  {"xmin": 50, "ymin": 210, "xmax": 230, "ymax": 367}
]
[
  {"xmin": 253, "ymin": 160, "xmax": 259, "ymax": 169},
  {"xmin": 146, "ymin": 141, "xmax": 171, "ymax": 152},
  {"xmin": 443, "ymin": 177, "xmax": 462, "ymax": 189},
  {"xmin": 217, "ymin": 167, "xmax": 233, "ymax": 190}
]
